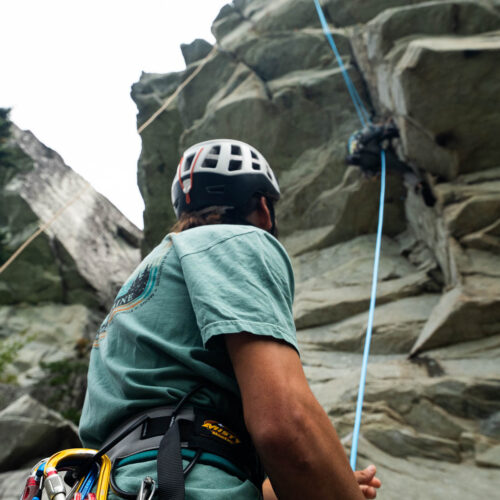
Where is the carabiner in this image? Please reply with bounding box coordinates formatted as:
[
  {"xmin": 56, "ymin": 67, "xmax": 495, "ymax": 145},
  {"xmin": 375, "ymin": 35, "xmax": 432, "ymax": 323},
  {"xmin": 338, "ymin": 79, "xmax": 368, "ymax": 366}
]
[{"xmin": 136, "ymin": 476, "xmax": 155, "ymax": 500}]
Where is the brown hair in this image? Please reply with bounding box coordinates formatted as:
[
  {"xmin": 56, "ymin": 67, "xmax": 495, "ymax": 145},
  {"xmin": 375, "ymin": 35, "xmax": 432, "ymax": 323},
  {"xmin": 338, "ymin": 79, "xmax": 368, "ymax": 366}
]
[
  {"xmin": 170, "ymin": 196, "xmax": 278, "ymax": 236},
  {"xmin": 170, "ymin": 210, "xmax": 228, "ymax": 233}
]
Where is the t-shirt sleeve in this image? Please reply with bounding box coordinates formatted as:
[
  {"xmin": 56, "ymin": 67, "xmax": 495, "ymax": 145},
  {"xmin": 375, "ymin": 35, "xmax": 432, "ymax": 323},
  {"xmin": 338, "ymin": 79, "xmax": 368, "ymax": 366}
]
[{"xmin": 177, "ymin": 230, "xmax": 298, "ymax": 352}]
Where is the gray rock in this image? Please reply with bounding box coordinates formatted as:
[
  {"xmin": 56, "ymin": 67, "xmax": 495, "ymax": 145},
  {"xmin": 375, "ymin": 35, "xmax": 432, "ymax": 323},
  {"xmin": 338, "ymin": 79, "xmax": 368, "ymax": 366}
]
[
  {"xmin": 0, "ymin": 395, "xmax": 80, "ymax": 472},
  {"xmin": 298, "ymin": 294, "xmax": 440, "ymax": 354},
  {"xmin": 132, "ymin": 71, "xmax": 189, "ymax": 252},
  {"xmin": 227, "ymin": 28, "xmax": 350, "ymax": 81},
  {"xmin": 0, "ymin": 304, "xmax": 98, "ymax": 386},
  {"xmin": 392, "ymin": 34, "xmax": 500, "ymax": 177},
  {"xmin": 299, "ymin": 167, "xmax": 406, "ymax": 246},
  {"xmin": 364, "ymin": 424, "xmax": 461, "ymax": 462},
  {"xmin": 180, "ymin": 38, "xmax": 213, "ymax": 66},
  {"xmin": 346, "ymin": 436, "xmax": 500, "ymax": 500},
  {"xmin": 476, "ymin": 444, "xmax": 500, "ymax": 468},
  {"xmin": 292, "ymin": 234, "xmax": 416, "ymax": 284},
  {"xmin": 363, "ymin": 1, "xmax": 500, "ymax": 58},
  {"xmin": 444, "ymin": 195, "xmax": 500, "ymax": 239},
  {"xmin": 278, "ymin": 144, "xmax": 348, "ymax": 238},
  {"xmin": 1, "ymin": 127, "xmax": 141, "ymax": 308},
  {"xmin": 322, "ymin": 0, "xmax": 438, "ymax": 27},
  {"xmin": 423, "ymin": 378, "xmax": 500, "ymax": 420},
  {"xmin": 294, "ymin": 267, "xmax": 434, "ymax": 330},
  {"xmin": 411, "ymin": 286, "xmax": 500, "ymax": 353},
  {"xmin": 280, "ymin": 226, "xmax": 336, "ymax": 257},
  {"xmin": 481, "ymin": 412, "xmax": 500, "ymax": 439},
  {"xmin": 351, "ymin": 1, "xmax": 500, "ymax": 116},
  {"xmin": 212, "ymin": 3, "xmax": 245, "ymax": 42},
  {"xmin": 241, "ymin": 0, "xmax": 321, "ymax": 34},
  {"xmin": 0, "ymin": 468, "xmax": 33, "ymax": 500},
  {"xmin": 461, "ymin": 219, "xmax": 500, "ymax": 254}
]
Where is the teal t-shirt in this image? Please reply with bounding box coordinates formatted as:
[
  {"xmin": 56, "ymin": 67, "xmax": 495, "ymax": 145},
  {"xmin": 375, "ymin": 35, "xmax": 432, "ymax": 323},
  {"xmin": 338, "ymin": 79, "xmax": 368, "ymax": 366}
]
[{"xmin": 79, "ymin": 224, "xmax": 297, "ymax": 498}]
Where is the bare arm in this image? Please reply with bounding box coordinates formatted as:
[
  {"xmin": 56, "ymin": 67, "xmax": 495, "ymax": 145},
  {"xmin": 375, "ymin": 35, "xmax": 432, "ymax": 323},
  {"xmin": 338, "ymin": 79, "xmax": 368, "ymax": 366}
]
[{"xmin": 225, "ymin": 333, "xmax": 365, "ymax": 500}]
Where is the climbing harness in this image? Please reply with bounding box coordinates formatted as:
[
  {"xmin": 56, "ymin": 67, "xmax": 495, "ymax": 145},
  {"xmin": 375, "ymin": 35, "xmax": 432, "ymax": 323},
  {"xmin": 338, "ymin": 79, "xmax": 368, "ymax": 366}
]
[
  {"xmin": 20, "ymin": 386, "xmax": 263, "ymax": 500},
  {"xmin": 314, "ymin": 0, "xmax": 387, "ymax": 470},
  {"xmin": 100, "ymin": 386, "xmax": 263, "ymax": 499}
]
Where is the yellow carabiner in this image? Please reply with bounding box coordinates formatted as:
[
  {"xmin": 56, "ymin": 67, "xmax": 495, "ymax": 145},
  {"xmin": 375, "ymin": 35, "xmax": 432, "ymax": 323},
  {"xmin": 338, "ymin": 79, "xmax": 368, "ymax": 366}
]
[
  {"xmin": 42, "ymin": 448, "xmax": 111, "ymax": 499},
  {"xmin": 45, "ymin": 448, "xmax": 98, "ymax": 472},
  {"xmin": 95, "ymin": 454, "xmax": 111, "ymax": 500}
]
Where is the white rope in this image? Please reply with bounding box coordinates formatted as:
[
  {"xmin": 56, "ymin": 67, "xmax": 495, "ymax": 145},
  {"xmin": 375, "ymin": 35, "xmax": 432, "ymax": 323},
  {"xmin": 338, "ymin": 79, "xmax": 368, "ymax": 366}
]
[
  {"xmin": 0, "ymin": 183, "xmax": 91, "ymax": 275},
  {"xmin": 137, "ymin": 45, "xmax": 218, "ymax": 135}
]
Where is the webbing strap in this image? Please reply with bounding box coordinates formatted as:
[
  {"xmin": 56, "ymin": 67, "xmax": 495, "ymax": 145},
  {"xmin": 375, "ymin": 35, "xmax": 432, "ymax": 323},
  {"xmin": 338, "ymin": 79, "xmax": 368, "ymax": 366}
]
[{"xmin": 157, "ymin": 418, "xmax": 185, "ymax": 500}]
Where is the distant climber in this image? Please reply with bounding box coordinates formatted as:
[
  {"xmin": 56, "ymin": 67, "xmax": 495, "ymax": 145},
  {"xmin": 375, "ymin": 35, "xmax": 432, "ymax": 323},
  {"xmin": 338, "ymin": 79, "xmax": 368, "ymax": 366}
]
[
  {"xmin": 347, "ymin": 120, "xmax": 436, "ymax": 206},
  {"xmin": 78, "ymin": 139, "xmax": 382, "ymax": 499}
]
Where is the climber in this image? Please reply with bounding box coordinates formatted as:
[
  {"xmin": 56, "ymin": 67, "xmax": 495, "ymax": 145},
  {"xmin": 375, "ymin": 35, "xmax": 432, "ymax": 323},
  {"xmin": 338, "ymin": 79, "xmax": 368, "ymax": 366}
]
[
  {"xmin": 346, "ymin": 120, "xmax": 436, "ymax": 206},
  {"xmin": 78, "ymin": 138, "xmax": 381, "ymax": 499},
  {"xmin": 346, "ymin": 120, "xmax": 407, "ymax": 177}
]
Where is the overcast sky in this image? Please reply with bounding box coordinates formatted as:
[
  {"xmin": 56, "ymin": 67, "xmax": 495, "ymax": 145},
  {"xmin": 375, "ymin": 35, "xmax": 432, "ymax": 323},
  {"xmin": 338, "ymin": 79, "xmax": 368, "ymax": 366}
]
[{"xmin": 0, "ymin": 0, "xmax": 230, "ymax": 228}]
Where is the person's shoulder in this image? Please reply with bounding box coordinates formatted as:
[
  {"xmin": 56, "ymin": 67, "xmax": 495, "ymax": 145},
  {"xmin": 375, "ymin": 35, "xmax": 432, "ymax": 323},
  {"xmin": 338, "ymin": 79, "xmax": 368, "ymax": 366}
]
[{"xmin": 171, "ymin": 224, "xmax": 288, "ymax": 260}]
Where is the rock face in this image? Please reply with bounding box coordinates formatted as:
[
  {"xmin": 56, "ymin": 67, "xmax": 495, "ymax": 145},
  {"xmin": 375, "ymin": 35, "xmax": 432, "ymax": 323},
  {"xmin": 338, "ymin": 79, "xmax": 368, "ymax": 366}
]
[
  {"xmin": 0, "ymin": 111, "xmax": 142, "ymax": 487},
  {"xmin": 1, "ymin": 125, "xmax": 142, "ymax": 308},
  {"xmin": 0, "ymin": 395, "xmax": 80, "ymax": 472},
  {"xmin": 132, "ymin": 0, "xmax": 500, "ymax": 497}
]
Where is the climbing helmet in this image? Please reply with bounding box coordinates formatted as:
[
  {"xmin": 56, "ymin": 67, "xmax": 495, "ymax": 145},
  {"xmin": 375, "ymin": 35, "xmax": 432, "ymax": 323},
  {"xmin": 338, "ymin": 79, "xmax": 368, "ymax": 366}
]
[{"xmin": 171, "ymin": 139, "xmax": 280, "ymax": 219}]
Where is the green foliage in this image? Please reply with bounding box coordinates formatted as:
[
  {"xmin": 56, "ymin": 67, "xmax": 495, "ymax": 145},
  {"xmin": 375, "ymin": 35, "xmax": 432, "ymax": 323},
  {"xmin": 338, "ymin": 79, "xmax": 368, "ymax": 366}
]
[
  {"xmin": 37, "ymin": 358, "xmax": 89, "ymax": 425},
  {"xmin": 0, "ymin": 332, "xmax": 36, "ymax": 383},
  {"xmin": 40, "ymin": 359, "xmax": 88, "ymax": 386}
]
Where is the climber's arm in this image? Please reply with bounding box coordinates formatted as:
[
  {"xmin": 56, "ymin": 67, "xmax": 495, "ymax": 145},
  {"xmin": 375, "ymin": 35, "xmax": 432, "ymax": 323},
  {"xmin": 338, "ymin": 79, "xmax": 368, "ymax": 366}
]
[{"xmin": 226, "ymin": 332, "xmax": 365, "ymax": 500}]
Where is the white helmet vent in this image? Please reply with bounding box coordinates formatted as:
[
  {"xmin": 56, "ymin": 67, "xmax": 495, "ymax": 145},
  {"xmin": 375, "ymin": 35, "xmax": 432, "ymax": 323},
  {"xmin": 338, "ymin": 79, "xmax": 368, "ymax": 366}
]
[
  {"xmin": 228, "ymin": 159, "xmax": 243, "ymax": 171},
  {"xmin": 231, "ymin": 145, "xmax": 242, "ymax": 155},
  {"xmin": 184, "ymin": 154, "xmax": 195, "ymax": 171},
  {"xmin": 202, "ymin": 158, "xmax": 218, "ymax": 168},
  {"xmin": 252, "ymin": 162, "xmax": 261, "ymax": 170}
]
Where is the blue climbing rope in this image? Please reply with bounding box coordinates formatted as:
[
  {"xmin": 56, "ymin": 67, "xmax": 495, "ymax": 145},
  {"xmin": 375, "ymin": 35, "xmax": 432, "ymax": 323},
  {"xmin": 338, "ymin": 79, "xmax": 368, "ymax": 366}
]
[
  {"xmin": 313, "ymin": 0, "xmax": 370, "ymax": 127},
  {"xmin": 313, "ymin": 0, "xmax": 387, "ymax": 470},
  {"xmin": 350, "ymin": 150, "xmax": 386, "ymax": 469}
]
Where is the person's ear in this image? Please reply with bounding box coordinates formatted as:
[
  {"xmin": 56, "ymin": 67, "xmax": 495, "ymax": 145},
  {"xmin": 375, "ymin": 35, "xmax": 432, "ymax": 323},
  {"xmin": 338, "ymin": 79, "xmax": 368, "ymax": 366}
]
[{"xmin": 258, "ymin": 196, "xmax": 272, "ymax": 231}]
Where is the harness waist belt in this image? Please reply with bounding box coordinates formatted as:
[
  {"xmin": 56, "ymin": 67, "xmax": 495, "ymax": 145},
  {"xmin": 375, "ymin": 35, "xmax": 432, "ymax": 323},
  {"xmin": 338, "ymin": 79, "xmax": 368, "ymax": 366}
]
[{"xmin": 101, "ymin": 405, "xmax": 263, "ymax": 499}]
